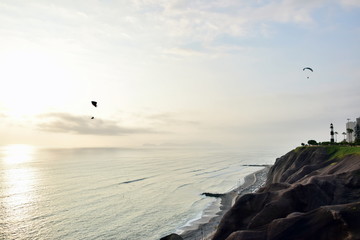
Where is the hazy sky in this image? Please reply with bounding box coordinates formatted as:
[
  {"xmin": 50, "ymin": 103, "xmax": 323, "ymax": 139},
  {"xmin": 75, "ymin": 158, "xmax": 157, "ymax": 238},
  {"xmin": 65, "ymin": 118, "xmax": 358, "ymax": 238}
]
[{"xmin": 1, "ymin": 0, "xmax": 359, "ymax": 149}]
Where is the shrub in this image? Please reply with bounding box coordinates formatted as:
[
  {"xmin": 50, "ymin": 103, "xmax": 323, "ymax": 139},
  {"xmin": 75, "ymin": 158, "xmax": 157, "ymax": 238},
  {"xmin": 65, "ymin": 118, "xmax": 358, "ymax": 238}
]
[{"xmin": 308, "ymin": 140, "xmax": 318, "ymax": 145}]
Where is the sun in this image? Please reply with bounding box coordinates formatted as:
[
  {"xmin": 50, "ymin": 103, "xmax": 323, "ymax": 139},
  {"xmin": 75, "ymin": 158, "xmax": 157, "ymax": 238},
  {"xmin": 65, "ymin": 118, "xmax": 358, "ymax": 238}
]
[{"xmin": 0, "ymin": 49, "xmax": 70, "ymax": 119}]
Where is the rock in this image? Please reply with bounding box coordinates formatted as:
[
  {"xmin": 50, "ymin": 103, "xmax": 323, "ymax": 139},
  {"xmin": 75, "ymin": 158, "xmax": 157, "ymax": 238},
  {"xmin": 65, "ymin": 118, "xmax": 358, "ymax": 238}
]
[
  {"xmin": 160, "ymin": 233, "xmax": 183, "ymax": 240},
  {"xmin": 202, "ymin": 192, "xmax": 225, "ymax": 198},
  {"xmin": 224, "ymin": 202, "xmax": 360, "ymax": 240}
]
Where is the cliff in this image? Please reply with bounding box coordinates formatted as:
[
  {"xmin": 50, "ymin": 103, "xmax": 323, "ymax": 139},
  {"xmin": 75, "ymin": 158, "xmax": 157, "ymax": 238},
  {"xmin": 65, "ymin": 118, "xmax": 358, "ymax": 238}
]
[{"xmin": 212, "ymin": 146, "xmax": 360, "ymax": 240}]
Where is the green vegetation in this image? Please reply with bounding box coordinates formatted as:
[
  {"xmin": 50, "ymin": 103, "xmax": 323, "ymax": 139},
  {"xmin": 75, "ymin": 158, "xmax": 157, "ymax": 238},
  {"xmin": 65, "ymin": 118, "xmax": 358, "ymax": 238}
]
[
  {"xmin": 324, "ymin": 145, "xmax": 360, "ymax": 161},
  {"xmin": 301, "ymin": 139, "xmax": 360, "ymax": 147},
  {"xmin": 296, "ymin": 140, "xmax": 360, "ymax": 162},
  {"xmin": 294, "ymin": 146, "xmax": 306, "ymax": 152},
  {"xmin": 295, "ymin": 145, "xmax": 360, "ymax": 155},
  {"xmin": 307, "ymin": 140, "xmax": 318, "ymax": 145}
]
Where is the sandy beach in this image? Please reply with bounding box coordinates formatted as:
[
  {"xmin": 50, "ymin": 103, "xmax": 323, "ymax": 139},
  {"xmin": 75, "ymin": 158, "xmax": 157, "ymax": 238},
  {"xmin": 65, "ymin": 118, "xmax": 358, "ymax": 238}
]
[{"xmin": 180, "ymin": 166, "xmax": 270, "ymax": 240}]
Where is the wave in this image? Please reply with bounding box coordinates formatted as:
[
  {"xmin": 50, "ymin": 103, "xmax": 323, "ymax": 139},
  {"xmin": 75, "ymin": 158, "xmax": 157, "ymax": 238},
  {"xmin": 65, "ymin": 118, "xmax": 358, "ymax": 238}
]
[
  {"xmin": 194, "ymin": 167, "xmax": 229, "ymax": 176},
  {"xmin": 119, "ymin": 177, "xmax": 149, "ymax": 185}
]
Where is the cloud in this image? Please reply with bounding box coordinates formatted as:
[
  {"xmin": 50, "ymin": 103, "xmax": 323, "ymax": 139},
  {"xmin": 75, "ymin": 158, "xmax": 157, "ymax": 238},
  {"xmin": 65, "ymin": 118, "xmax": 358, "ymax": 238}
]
[
  {"xmin": 145, "ymin": 112, "xmax": 200, "ymax": 126},
  {"xmin": 36, "ymin": 112, "xmax": 155, "ymax": 136},
  {"xmin": 35, "ymin": 111, "xmax": 199, "ymax": 136},
  {"xmin": 339, "ymin": 0, "xmax": 360, "ymax": 7},
  {"xmin": 143, "ymin": 140, "xmax": 222, "ymax": 148},
  {"xmin": 163, "ymin": 47, "xmax": 205, "ymax": 57},
  {"xmin": 0, "ymin": 112, "xmax": 8, "ymax": 119},
  {"xmin": 122, "ymin": 0, "xmax": 331, "ymax": 56},
  {"xmin": 118, "ymin": 111, "xmax": 200, "ymax": 132},
  {"xmin": 0, "ymin": 0, "xmax": 345, "ymax": 58}
]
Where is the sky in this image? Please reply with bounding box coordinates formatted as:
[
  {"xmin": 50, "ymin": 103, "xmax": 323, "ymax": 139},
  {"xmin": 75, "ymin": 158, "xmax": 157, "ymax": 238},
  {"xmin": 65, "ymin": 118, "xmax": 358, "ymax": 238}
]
[{"xmin": 0, "ymin": 0, "xmax": 360, "ymax": 150}]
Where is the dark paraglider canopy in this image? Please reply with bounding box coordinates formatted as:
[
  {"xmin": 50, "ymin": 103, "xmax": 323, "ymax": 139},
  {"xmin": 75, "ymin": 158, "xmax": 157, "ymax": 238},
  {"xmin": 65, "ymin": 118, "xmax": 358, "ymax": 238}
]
[
  {"xmin": 303, "ymin": 67, "xmax": 313, "ymax": 79},
  {"xmin": 91, "ymin": 101, "xmax": 97, "ymax": 119}
]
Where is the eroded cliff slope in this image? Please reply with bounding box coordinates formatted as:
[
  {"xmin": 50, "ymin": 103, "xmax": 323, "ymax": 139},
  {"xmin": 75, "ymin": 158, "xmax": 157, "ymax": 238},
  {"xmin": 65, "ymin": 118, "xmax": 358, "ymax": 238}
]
[{"xmin": 212, "ymin": 146, "xmax": 360, "ymax": 240}]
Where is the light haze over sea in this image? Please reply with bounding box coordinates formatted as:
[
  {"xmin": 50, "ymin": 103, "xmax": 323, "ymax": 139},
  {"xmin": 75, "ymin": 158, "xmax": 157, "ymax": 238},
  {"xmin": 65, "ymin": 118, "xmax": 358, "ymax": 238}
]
[{"xmin": 1, "ymin": 145, "xmax": 285, "ymax": 240}]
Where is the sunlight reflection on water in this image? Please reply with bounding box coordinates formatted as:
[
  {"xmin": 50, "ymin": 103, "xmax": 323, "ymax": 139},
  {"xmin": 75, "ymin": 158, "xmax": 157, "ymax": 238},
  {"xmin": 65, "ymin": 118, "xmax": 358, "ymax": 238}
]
[
  {"xmin": 1, "ymin": 144, "xmax": 39, "ymax": 239},
  {"xmin": 2, "ymin": 144, "xmax": 35, "ymax": 165}
]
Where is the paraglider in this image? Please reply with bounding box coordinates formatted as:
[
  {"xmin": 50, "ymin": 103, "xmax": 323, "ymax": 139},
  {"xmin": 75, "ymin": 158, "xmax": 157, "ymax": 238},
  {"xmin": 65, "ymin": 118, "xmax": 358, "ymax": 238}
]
[
  {"xmin": 303, "ymin": 67, "xmax": 313, "ymax": 79},
  {"xmin": 303, "ymin": 67, "xmax": 313, "ymax": 72},
  {"xmin": 91, "ymin": 101, "xmax": 97, "ymax": 119}
]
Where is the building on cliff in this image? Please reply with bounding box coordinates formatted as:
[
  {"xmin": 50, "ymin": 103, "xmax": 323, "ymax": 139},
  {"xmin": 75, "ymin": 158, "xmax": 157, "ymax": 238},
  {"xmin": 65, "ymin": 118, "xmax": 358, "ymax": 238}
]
[{"xmin": 346, "ymin": 117, "xmax": 360, "ymax": 143}]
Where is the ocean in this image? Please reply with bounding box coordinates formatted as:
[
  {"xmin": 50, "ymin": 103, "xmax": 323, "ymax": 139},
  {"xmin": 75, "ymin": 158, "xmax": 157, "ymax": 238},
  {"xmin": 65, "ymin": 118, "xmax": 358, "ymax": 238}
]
[{"xmin": 0, "ymin": 145, "xmax": 282, "ymax": 240}]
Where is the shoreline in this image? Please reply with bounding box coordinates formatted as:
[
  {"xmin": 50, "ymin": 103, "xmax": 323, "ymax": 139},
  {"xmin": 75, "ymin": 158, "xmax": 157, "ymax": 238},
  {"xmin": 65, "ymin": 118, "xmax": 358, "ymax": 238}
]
[{"xmin": 180, "ymin": 166, "xmax": 270, "ymax": 240}]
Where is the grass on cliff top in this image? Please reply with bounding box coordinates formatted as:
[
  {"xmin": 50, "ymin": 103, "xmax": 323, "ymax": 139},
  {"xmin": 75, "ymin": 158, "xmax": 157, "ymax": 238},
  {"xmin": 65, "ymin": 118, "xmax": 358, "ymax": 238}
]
[
  {"xmin": 324, "ymin": 146, "xmax": 360, "ymax": 161},
  {"xmin": 294, "ymin": 145, "xmax": 360, "ymax": 161}
]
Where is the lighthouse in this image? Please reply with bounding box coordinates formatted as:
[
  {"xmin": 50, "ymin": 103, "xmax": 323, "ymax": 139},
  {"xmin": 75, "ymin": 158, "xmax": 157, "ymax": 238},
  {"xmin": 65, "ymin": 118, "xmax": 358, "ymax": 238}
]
[{"xmin": 330, "ymin": 123, "xmax": 334, "ymax": 143}]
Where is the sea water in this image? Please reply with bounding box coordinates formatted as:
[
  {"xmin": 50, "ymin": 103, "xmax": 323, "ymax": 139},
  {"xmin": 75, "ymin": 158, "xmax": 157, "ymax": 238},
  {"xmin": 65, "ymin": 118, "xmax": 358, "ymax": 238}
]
[{"xmin": 0, "ymin": 145, "xmax": 282, "ymax": 240}]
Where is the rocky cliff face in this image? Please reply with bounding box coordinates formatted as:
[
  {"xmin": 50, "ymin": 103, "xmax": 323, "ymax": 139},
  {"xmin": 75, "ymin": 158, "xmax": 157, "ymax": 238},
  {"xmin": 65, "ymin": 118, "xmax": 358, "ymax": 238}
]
[{"xmin": 212, "ymin": 147, "xmax": 360, "ymax": 240}]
